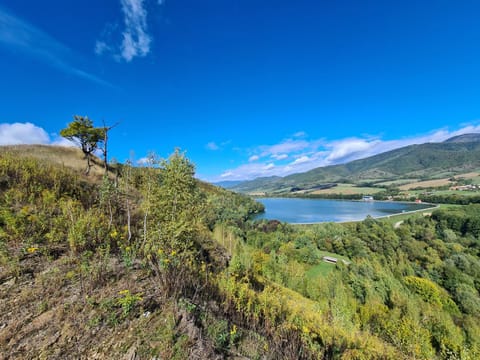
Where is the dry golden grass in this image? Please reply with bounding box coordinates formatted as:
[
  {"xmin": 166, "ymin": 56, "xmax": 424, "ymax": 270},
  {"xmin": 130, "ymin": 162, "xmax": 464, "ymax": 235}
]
[
  {"xmin": 385, "ymin": 172, "xmax": 480, "ymax": 191},
  {"xmin": 0, "ymin": 144, "xmax": 111, "ymax": 180},
  {"xmin": 454, "ymin": 172, "xmax": 479, "ymax": 180},
  {"xmin": 310, "ymin": 184, "xmax": 383, "ymax": 195},
  {"xmin": 399, "ymin": 178, "xmax": 453, "ymax": 190}
]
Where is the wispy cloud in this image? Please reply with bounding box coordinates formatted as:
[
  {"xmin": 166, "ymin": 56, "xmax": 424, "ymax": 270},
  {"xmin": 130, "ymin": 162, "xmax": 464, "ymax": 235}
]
[
  {"xmin": 0, "ymin": 6, "xmax": 112, "ymax": 87},
  {"xmin": 206, "ymin": 141, "xmax": 219, "ymax": 151},
  {"xmin": 291, "ymin": 155, "xmax": 310, "ymax": 165},
  {"xmin": 272, "ymin": 153, "xmax": 288, "ymax": 160},
  {"xmin": 120, "ymin": 0, "xmax": 151, "ymax": 62},
  {"xmin": 94, "ymin": 41, "xmax": 110, "ymax": 56},
  {"xmin": 217, "ymin": 124, "xmax": 480, "ymax": 181},
  {"xmin": 293, "ymin": 131, "xmax": 307, "ymax": 138},
  {"xmin": 259, "ymin": 139, "xmax": 310, "ymax": 158},
  {"xmin": 96, "ymin": 0, "xmax": 161, "ymax": 62},
  {"xmin": 205, "ymin": 140, "xmax": 231, "ymax": 151},
  {"xmin": 0, "ymin": 122, "xmax": 75, "ymax": 146}
]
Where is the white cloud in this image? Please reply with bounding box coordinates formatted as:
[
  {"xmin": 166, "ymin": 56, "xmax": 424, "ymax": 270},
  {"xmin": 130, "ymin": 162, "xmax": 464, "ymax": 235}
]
[
  {"xmin": 220, "ymin": 171, "xmax": 234, "ymax": 178},
  {"xmin": 206, "ymin": 142, "xmax": 219, "ymax": 150},
  {"xmin": 272, "ymin": 153, "xmax": 288, "ymax": 160},
  {"xmin": 120, "ymin": 0, "xmax": 151, "ymax": 62},
  {"xmin": 249, "ymin": 155, "xmax": 259, "ymax": 162},
  {"xmin": 214, "ymin": 124, "xmax": 480, "ymax": 181},
  {"xmin": 96, "ymin": 0, "xmax": 154, "ymax": 62},
  {"xmin": 0, "ymin": 123, "xmax": 49, "ymax": 145},
  {"xmin": 51, "ymin": 136, "xmax": 76, "ymax": 147},
  {"xmin": 291, "ymin": 155, "xmax": 310, "ymax": 165},
  {"xmin": 293, "ymin": 131, "xmax": 307, "ymax": 138},
  {"xmin": 259, "ymin": 139, "xmax": 310, "ymax": 157},
  {"xmin": 219, "ymin": 162, "xmax": 280, "ymax": 180},
  {"xmin": 206, "ymin": 140, "xmax": 231, "ymax": 151},
  {"xmin": 94, "ymin": 40, "xmax": 110, "ymax": 55},
  {"xmin": 0, "ymin": 7, "xmax": 112, "ymax": 87},
  {"xmin": 0, "ymin": 122, "xmax": 76, "ymax": 148},
  {"xmin": 136, "ymin": 157, "xmax": 150, "ymax": 165},
  {"xmin": 325, "ymin": 138, "xmax": 379, "ymax": 163}
]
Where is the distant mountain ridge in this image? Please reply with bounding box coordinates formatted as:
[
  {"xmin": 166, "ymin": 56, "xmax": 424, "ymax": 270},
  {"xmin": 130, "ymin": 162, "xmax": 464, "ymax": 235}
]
[
  {"xmin": 443, "ymin": 133, "xmax": 480, "ymax": 143},
  {"xmin": 230, "ymin": 133, "xmax": 480, "ymax": 193},
  {"xmin": 212, "ymin": 180, "xmax": 244, "ymax": 189}
]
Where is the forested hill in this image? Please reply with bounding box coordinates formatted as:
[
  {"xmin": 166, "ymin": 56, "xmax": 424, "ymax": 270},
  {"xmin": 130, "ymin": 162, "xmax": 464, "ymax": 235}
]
[{"xmin": 231, "ymin": 133, "xmax": 480, "ymax": 193}]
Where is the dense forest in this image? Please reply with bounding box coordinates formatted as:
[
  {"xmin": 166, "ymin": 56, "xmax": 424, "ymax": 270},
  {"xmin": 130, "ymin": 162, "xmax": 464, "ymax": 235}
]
[{"xmin": 1, "ymin": 147, "xmax": 479, "ymax": 359}]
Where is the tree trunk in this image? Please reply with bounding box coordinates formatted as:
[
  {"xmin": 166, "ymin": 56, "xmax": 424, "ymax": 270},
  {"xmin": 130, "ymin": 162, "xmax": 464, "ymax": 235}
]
[
  {"xmin": 85, "ymin": 153, "xmax": 91, "ymax": 175},
  {"xmin": 103, "ymin": 126, "xmax": 109, "ymax": 174}
]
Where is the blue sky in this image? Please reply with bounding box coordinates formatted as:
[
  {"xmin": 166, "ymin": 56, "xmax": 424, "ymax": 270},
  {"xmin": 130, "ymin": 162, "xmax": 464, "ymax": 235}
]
[{"xmin": 1, "ymin": 0, "xmax": 480, "ymax": 181}]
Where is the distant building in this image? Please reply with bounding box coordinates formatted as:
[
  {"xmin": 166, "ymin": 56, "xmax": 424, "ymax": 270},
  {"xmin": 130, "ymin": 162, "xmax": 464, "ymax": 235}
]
[
  {"xmin": 322, "ymin": 256, "xmax": 338, "ymax": 264},
  {"xmin": 449, "ymin": 184, "xmax": 479, "ymax": 191},
  {"xmin": 362, "ymin": 195, "xmax": 374, "ymax": 201},
  {"xmin": 322, "ymin": 256, "xmax": 351, "ymax": 265}
]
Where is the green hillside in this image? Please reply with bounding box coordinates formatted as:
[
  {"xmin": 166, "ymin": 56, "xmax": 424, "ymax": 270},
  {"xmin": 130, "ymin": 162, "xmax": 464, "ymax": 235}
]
[
  {"xmin": 1, "ymin": 145, "xmax": 480, "ymax": 359},
  {"xmin": 231, "ymin": 134, "xmax": 480, "ymax": 193}
]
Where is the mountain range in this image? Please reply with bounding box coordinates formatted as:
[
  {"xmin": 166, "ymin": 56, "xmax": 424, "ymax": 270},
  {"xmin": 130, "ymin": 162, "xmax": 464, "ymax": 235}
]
[{"xmin": 226, "ymin": 133, "xmax": 480, "ymax": 194}]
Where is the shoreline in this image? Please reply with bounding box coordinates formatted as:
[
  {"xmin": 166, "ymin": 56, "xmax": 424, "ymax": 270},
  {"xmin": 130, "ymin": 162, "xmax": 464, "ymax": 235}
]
[{"xmin": 253, "ymin": 198, "xmax": 438, "ymax": 225}]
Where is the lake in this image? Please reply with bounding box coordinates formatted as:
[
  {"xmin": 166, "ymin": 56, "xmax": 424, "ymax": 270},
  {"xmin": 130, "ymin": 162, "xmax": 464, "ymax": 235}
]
[{"xmin": 253, "ymin": 198, "xmax": 435, "ymax": 223}]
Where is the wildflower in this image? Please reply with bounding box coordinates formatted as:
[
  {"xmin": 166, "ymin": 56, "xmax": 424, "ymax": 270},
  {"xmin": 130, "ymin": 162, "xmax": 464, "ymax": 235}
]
[{"xmin": 27, "ymin": 247, "xmax": 38, "ymax": 254}]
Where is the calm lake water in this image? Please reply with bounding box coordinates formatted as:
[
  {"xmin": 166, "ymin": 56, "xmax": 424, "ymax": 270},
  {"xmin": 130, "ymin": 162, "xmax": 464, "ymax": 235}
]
[{"xmin": 253, "ymin": 198, "xmax": 435, "ymax": 223}]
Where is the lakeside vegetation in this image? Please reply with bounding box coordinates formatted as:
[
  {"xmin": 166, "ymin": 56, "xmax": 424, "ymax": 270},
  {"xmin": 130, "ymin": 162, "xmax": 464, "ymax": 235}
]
[{"xmin": 1, "ymin": 144, "xmax": 480, "ymax": 359}]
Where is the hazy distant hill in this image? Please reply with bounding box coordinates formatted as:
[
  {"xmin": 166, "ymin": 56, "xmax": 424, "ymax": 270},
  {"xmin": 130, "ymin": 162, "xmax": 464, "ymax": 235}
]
[
  {"xmin": 443, "ymin": 133, "xmax": 480, "ymax": 143},
  {"xmin": 229, "ymin": 176, "xmax": 283, "ymax": 193},
  {"xmin": 231, "ymin": 134, "xmax": 480, "ymax": 193},
  {"xmin": 213, "ymin": 180, "xmax": 244, "ymax": 189}
]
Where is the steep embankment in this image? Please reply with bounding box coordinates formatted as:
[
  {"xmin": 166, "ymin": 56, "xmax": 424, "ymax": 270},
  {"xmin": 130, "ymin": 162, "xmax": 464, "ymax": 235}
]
[{"xmin": 0, "ymin": 146, "xmax": 267, "ymax": 359}]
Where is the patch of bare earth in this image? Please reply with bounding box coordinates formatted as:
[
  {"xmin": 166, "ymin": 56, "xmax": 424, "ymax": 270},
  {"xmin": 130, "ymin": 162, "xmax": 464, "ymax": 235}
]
[{"xmin": 0, "ymin": 251, "xmax": 220, "ymax": 360}]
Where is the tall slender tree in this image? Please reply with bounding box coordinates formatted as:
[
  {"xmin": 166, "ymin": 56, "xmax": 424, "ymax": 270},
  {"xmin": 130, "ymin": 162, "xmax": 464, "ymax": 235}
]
[
  {"xmin": 142, "ymin": 149, "xmax": 205, "ymax": 298},
  {"xmin": 100, "ymin": 120, "xmax": 120, "ymax": 174}
]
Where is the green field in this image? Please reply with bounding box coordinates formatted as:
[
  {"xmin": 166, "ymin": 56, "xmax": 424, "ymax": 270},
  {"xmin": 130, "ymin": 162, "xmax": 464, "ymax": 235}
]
[
  {"xmin": 408, "ymin": 189, "xmax": 480, "ymax": 197},
  {"xmin": 305, "ymin": 251, "xmax": 351, "ymax": 279},
  {"xmin": 381, "ymin": 203, "xmax": 463, "ymax": 225}
]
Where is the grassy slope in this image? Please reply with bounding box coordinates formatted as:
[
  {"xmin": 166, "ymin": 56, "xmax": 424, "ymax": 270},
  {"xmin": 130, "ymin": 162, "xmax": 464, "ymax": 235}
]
[
  {"xmin": 0, "ymin": 145, "xmax": 111, "ymax": 181},
  {"xmin": 0, "ymin": 146, "xmax": 269, "ymax": 359}
]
